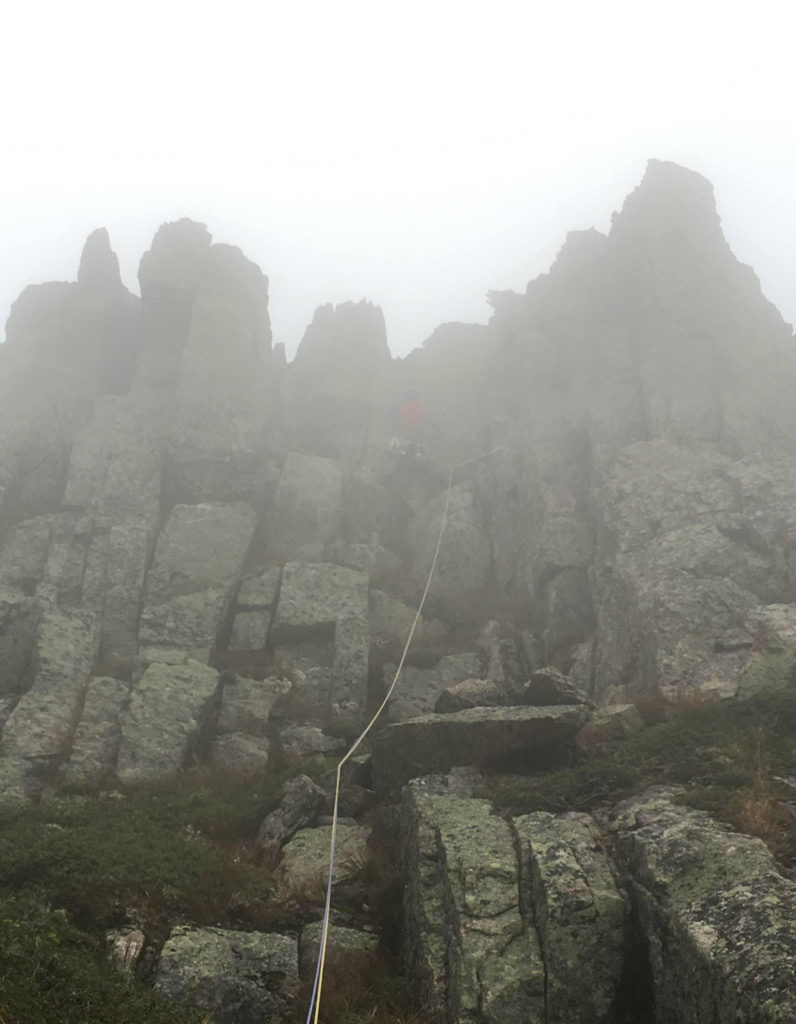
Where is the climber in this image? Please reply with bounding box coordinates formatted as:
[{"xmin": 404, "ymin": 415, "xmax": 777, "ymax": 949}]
[{"xmin": 389, "ymin": 388, "xmax": 427, "ymax": 459}]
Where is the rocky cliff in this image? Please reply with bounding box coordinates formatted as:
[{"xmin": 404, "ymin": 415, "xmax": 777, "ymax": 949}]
[{"xmin": 0, "ymin": 160, "xmax": 794, "ymax": 1023}]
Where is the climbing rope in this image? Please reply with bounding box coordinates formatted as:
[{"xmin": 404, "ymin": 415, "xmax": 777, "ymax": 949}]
[{"xmin": 305, "ymin": 446, "xmax": 503, "ymax": 1024}]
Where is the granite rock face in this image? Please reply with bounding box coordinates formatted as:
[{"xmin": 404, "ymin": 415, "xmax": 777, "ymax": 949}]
[
  {"xmin": 2, "ymin": 165, "xmax": 796, "ymax": 1023},
  {"xmin": 515, "ymin": 811, "xmax": 627, "ymax": 1024},
  {"xmin": 401, "ymin": 781, "xmax": 546, "ymax": 1023},
  {"xmin": 610, "ymin": 788, "xmax": 796, "ymax": 1024},
  {"xmin": 272, "ymin": 561, "xmax": 369, "ymax": 710}
]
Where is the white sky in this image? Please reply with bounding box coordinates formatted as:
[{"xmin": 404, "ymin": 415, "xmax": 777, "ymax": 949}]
[{"xmin": 1, "ymin": 0, "xmax": 794, "ymax": 357}]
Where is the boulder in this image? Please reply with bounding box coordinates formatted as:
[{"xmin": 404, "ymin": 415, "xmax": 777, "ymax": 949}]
[
  {"xmin": 435, "ymin": 676, "xmax": 506, "ymax": 713},
  {"xmin": 372, "ymin": 705, "xmax": 589, "ymax": 794},
  {"xmin": 611, "ymin": 787, "xmax": 796, "ymax": 1024},
  {"xmin": 115, "ymin": 661, "xmax": 220, "ymax": 785},
  {"xmin": 278, "ymin": 725, "xmax": 345, "ymax": 760},
  {"xmin": 106, "ymin": 928, "xmax": 145, "ymax": 974},
  {"xmin": 256, "ymin": 774, "xmax": 328, "ymax": 852},
  {"xmin": 155, "ymin": 926, "xmax": 297, "ymax": 1024},
  {"xmin": 576, "ymin": 704, "xmax": 644, "ymax": 754},
  {"xmin": 274, "ymin": 824, "xmax": 371, "ymax": 902},
  {"xmin": 384, "ymin": 651, "xmax": 481, "ymax": 723},
  {"xmin": 523, "ymin": 665, "xmax": 593, "ymax": 707},
  {"xmin": 514, "ymin": 812, "xmax": 627, "ymax": 1023}
]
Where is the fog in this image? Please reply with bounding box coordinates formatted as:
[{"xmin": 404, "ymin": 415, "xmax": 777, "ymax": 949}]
[{"xmin": 2, "ymin": 0, "xmax": 794, "ymax": 357}]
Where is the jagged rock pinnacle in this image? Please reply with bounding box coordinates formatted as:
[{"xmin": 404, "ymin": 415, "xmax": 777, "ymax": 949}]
[{"xmin": 77, "ymin": 228, "xmax": 123, "ymax": 290}]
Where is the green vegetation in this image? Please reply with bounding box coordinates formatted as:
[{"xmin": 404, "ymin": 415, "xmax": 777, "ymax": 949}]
[
  {"xmin": 0, "ymin": 894, "xmax": 206, "ymax": 1024},
  {"xmin": 0, "ymin": 766, "xmax": 285, "ymax": 1024},
  {"xmin": 481, "ymin": 688, "xmax": 796, "ymax": 868}
]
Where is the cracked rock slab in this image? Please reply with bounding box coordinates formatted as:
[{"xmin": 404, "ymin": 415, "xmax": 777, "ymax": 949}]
[
  {"xmin": 115, "ymin": 660, "xmax": 220, "ymax": 785},
  {"xmin": 610, "ymin": 787, "xmax": 796, "ymax": 1024},
  {"xmin": 372, "ymin": 704, "xmax": 589, "ymax": 794},
  {"xmin": 514, "ymin": 811, "xmax": 627, "ymax": 1023},
  {"xmin": 401, "ymin": 782, "xmax": 545, "ymax": 1024}
]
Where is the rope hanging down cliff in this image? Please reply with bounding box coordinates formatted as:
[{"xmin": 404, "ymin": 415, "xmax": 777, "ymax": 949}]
[{"xmin": 305, "ymin": 446, "xmax": 504, "ymax": 1024}]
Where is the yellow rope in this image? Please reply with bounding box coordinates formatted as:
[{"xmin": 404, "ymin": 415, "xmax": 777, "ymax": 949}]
[{"xmin": 306, "ymin": 446, "xmax": 503, "ymax": 1024}]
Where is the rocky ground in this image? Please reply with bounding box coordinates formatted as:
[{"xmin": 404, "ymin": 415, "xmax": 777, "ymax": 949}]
[{"xmin": 0, "ymin": 160, "xmax": 795, "ymax": 1022}]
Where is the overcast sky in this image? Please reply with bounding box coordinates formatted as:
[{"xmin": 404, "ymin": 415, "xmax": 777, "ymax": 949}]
[{"xmin": 2, "ymin": 0, "xmax": 794, "ymax": 357}]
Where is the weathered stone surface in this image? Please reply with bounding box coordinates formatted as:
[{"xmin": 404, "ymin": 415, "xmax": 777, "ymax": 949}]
[
  {"xmin": 236, "ymin": 567, "xmax": 281, "ymax": 608},
  {"xmin": 144, "ymin": 503, "xmax": 257, "ymax": 597},
  {"xmin": 106, "ymin": 928, "xmax": 145, "ymax": 974},
  {"xmin": 0, "ymin": 587, "xmax": 38, "ymax": 695},
  {"xmin": 217, "ymin": 675, "xmax": 290, "ymax": 735},
  {"xmin": 116, "ymin": 661, "xmax": 220, "ymax": 785},
  {"xmin": 542, "ymin": 567, "xmax": 596, "ymax": 658},
  {"xmin": 535, "ymin": 516, "xmax": 594, "ymax": 578},
  {"xmin": 368, "ymin": 589, "xmax": 424, "ymax": 648},
  {"xmin": 408, "ymin": 482, "xmax": 491, "ymax": 624},
  {"xmin": 256, "ymin": 774, "xmax": 328, "ymax": 851},
  {"xmin": 139, "ymin": 502, "xmax": 256, "ymax": 663},
  {"xmin": 287, "ymin": 301, "xmax": 390, "ymax": 463},
  {"xmin": 435, "ymin": 676, "xmax": 505, "ymax": 713},
  {"xmin": 736, "ymin": 604, "xmax": 796, "ymax": 699},
  {"xmin": 523, "ymin": 665, "xmax": 593, "ymax": 707},
  {"xmin": 611, "ymin": 787, "xmax": 796, "ymax": 1024},
  {"xmin": 0, "ymin": 756, "xmax": 42, "ymax": 807},
  {"xmin": 0, "ymin": 606, "xmax": 98, "ymax": 761},
  {"xmin": 514, "ymin": 811, "xmax": 627, "ymax": 1023},
  {"xmin": 384, "ymin": 652, "xmax": 481, "ymax": 723},
  {"xmin": 269, "ymin": 453, "xmax": 343, "ymax": 562},
  {"xmin": 372, "ymin": 705, "xmax": 589, "ymax": 794},
  {"xmin": 0, "ymin": 515, "xmax": 54, "ymax": 591},
  {"xmin": 210, "ymin": 732, "xmax": 271, "ymax": 775},
  {"xmin": 229, "ymin": 609, "xmax": 271, "ymax": 651},
  {"xmin": 97, "ymin": 518, "xmax": 153, "ymax": 672},
  {"xmin": 278, "ymin": 725, "xmax": 345, "ymax": 760},
  {"xmin": 63, "ymin": 392, "xmax": 165, "ymax": 527},
  {"xmin": 298, "ymin": 921, "xmax": 378, "ymax": 982},
  {"xmin": 327, "ymin": 541, "xmax": 401, "ymax": 581},
  {"xmin": 478, "ymin": 623, "xmax": 528, "ymax": 698},
  {"xmin": 576, "ymin": 703, "xmax": 644, "ymax": 753},
  {"xmin": 155, "ymin": 926, "xmax": 297, "ymax": 1024},
  {"xmin": 274, "ymin": 824, "xmax": 370, "ymax": 900},
  {"xmin": 590, "ymin": 440, "xmax": 791, "ymax": 699},
  {"xmin": 401, "ymin": 783, "xmax": 545, "ymax": 1023},
  {"xmin": 166, "ymin": 243, "xmax": 271, "ymax": 505},
  {"xmin": 273, "ymin": 562, "xmax": 368, "ymax": 710},
  {"xmin": 60, "ymin": 676, "xmax": 129, "ymax": 790}
]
